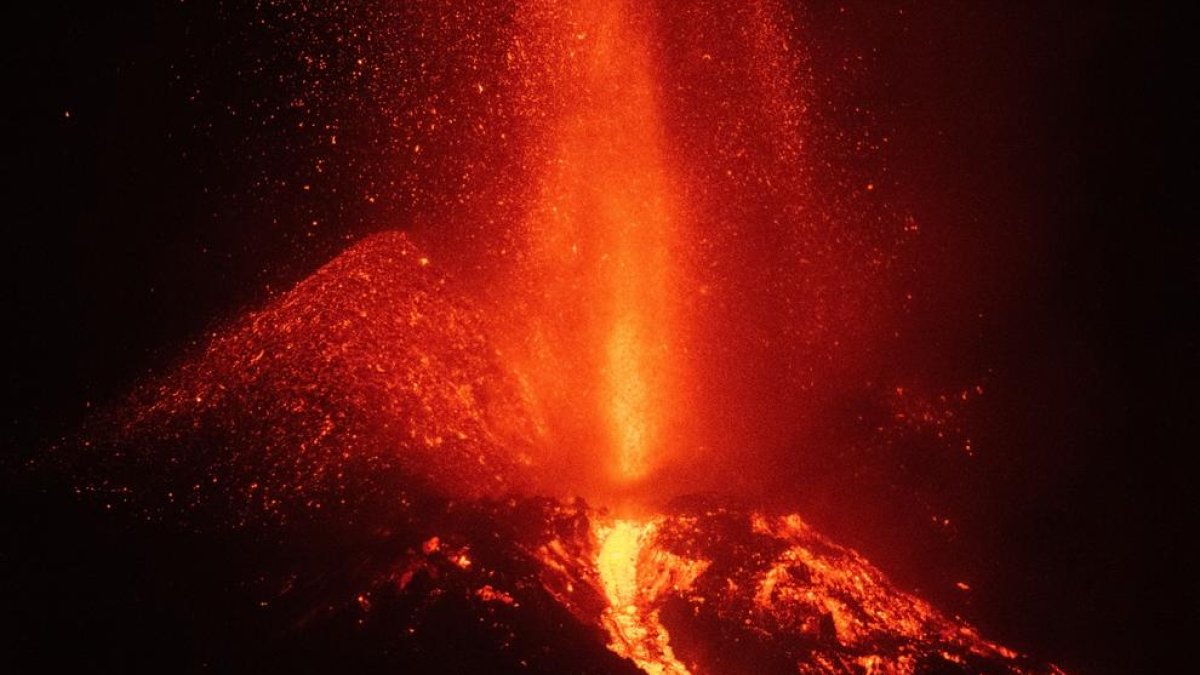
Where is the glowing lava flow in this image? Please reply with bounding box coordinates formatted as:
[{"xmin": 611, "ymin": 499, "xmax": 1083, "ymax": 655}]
[
  {"xmin": 595, "ymin": 519, "xmax": 688, "ymax": 675},
  {"xmin": 595, "ymin": 518, "xmax": 706, "ymax": 675}
]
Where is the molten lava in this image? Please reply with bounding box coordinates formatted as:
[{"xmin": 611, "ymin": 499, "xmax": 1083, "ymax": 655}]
[
  {"xmin": 584, "ymin": 502, "xmax": 1066, "ymax": 675},
  {"xmin": 596, "ymin": 518, "xmax": 702, "ymax": 675}
]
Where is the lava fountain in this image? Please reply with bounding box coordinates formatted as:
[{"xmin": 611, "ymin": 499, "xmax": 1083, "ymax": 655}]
[{"xmin": 496, "ymin": 0, "xmax": 687, "ymax": 495}]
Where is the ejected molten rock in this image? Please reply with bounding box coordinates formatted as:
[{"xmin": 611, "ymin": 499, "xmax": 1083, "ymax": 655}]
[{"xmin": 512, "ymin": 0, "xmax": 685, "ymax": 490}]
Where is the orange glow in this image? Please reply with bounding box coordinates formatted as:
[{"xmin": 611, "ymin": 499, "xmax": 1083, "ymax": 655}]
[{"xmin": 607, "ymin": 320, "xmax": 653, "ymax": 479}]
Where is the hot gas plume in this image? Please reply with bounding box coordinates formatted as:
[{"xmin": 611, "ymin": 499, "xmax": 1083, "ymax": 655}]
[{"xmin": 52, "ymin": 1, "xmax": 1064, "ymax": 673}]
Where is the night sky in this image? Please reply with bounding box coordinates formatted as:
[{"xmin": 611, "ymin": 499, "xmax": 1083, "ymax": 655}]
[{"xmin": 2, "ymin": 2, "xmax": 1193, "ymax": 674}]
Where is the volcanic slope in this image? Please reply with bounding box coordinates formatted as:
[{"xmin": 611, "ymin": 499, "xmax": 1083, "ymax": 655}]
[{"xmin": 66, "ymin": 230, "xmax": 539, "ymax": 527}]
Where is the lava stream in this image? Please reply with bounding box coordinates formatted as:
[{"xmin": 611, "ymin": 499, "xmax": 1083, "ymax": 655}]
[{"xmin": 595, "ymin": 518, "xmax": 701, "ymax": 675}]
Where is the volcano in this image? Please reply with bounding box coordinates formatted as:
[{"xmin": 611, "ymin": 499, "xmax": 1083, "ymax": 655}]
[
  {"xmin": 6, "ymin": 0, "xmax": 1187, "ymax": 672},
  {"xmin": 47, "ymin": 232, "xmax": 1063, "ymax": 674}
]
